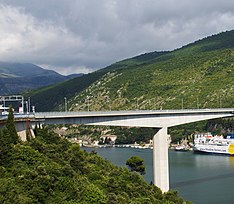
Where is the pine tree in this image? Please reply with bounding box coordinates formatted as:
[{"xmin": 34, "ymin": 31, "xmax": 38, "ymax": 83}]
[
  {"xmin": 4, "ymin": 106, "xmax": 19, "ymax": 144},
  {"xmin": 0, "ymin": 106, "xmax": 19, "ymax": 165},
  {"xmin": 126, "ymin": 156, "xmax": 146, "ymax": 175}
]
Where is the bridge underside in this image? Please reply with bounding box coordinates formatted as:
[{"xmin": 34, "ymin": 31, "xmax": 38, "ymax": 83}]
[{"xmin": 40, "ymin": 112, "xmax": 233, "ymax": 128}]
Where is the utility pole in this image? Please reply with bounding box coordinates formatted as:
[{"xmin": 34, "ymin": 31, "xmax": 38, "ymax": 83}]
[
  {"xmin": 3, "ymin": 97, "xmax": 5, "ymax": 110},
  {"xmin": 26, "ymin": 101, "xmax": 28, "ymax": 114},
  {"xmin": 22, "ymin": 96, "xmax": 24, "ymax": 113},
  {"xmin": 28, "ymin": 97, "xmax": 31, "ymax": 113},
  {"xmin": 64, "ymin": 97, "xmax": 67, "ymax": 112}
]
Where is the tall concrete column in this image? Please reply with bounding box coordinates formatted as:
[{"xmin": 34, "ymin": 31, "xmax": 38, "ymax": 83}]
[
  {"xmin": 15, "ymin": 121, "xmax": 35, "ymax": 141},
  {"xmin": 153, "ymin": 127, "xmax": 169, "ymax": 192}
]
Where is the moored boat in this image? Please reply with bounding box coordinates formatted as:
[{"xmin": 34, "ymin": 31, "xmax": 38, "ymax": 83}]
[
  {"xmin": 175, "ymin": 145, "xmax": 190, "ymax": 151},
  {"xmin": 193, "ymin": 132, "xmax": 234, "ymax": 155}
]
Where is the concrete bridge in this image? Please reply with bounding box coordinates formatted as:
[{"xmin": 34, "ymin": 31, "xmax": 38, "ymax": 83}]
[{"xmin": 2, "ymin": 108, "xmax": 234, "ymax": 192}]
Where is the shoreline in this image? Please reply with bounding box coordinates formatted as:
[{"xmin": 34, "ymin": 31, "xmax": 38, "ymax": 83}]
[{"xmin": 82, "ymin": 143, "xmax": 192, "ymax": 150}]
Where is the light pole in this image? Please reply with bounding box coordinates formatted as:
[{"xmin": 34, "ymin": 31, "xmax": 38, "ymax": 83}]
[
  {"xmin": 3, "ymin": 97, "xmax": 5, "ymax": 110},
  {"xmin": 26, "ymin": 101, "xmax": 28, "ymax": 114},
  {"xmin": 28, "ymin": 97, "xmax": 31, "ymax": 113},
  {"xmin": 64, "ymin": 97, "xmax": 67, "ymax": 112},
  {"xmin": 32, "ymin": 106, "xmax": 35, "ymax": 113},
  {"xmin": 22, "ymin": 96, "xmax": 24, "ymax": 113}
]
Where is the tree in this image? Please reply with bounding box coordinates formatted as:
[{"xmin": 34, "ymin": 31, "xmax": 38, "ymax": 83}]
[
  {"xmin": 4, "ymin": 106, "xmax": 19, "ymax": 144},
  {"xmin": 0, "ymin": 106, "xmax": 19, "ymax": 165},
  {"xmin": 126, "ymin": 156, "xmax": 145, "ymax": 175}
]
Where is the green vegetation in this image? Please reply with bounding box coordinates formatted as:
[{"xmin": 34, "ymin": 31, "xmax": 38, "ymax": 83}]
[
  {"xmin": 114, "ymin": 126, "xmax": 155, "ymax": 144},
  {"xmin": 49, "ymin": 124, "xmax": 156, "ymax": 145},
  {"xmin": 71, "ymin": 47, "xmax": 234, "ymax": 111},
  {"xmin": 27, "ymin": 30, "xmax": 234, "ymax": 112},
  {"xmin": 0, "ymin": 121, "xmax": 189, "ymax": 203},
  {"xmin": 4, "ymin": 106, "xmax": 19, "ymax": 144},
  {"xmin": 66, "ymin": 30, "xmax": 234, "ymax": 142},
  {"xmin": 0, "ymin": 107, "xmax": 19, "ymax": 165},
  {"xmin": 126, "ymin": 156, "xmax": 146, "ymax": 175},
  {"xmin": 206, "ymin": 118, "xmax": 234, "ymax": 136},
  {"xmin": 169, "ymin": 117, "xmax": 234, "ymax": 143},
  {"xmin": 64, "ymin": 31, "xmax": 233, "ymax": 113},
  {"xmin": 25, "ymin": 71, "xmax": 105, "ymax": 111}
]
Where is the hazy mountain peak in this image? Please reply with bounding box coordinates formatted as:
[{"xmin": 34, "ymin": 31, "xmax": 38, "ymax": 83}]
[{"xmin": 0, "ymin": 62, "xmax": 62, "ymax": 78}]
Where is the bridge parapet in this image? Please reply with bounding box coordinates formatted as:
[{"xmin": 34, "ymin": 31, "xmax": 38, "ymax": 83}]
[{"xmin": 31, "ymin": 108, "xmax": 234, "ymax": 128}]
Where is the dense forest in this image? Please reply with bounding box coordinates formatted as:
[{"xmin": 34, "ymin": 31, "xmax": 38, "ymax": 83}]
[{"xmin": 0, "ymin": 110, "xmax": 190, "ymax": 203}]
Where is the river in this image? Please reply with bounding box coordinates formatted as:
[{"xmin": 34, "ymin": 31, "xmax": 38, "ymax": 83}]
[{"xmin": 83, "ymin": 147, "xmax": 234, "ymax": 204}]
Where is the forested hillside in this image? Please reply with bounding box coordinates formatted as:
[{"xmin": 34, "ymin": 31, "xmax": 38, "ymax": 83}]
[
  {"xmin": 69, "ymin": 31, "xmax": 234, "ymax": 112},
  {"xmin": 0, "ymin": 118, "xmax": 189, "ymax": 203},
  {"xmin": 28, "ymin": 30, "xmax": 234, "ymax": 112},
  {"xmin": 26, "ymin": 72, "xmax": 104, "ymax": 111},
  {"xmin": 26, "ymin": 30, "xmax": 234, "ymax": 143}
]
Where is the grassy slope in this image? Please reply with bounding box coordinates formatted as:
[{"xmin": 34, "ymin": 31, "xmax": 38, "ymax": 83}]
[
  {"xmin": 65, "ymin": 30, "xmax": 234, "ymax": 143},
  {"xmin": 70, "ymin": 31, "xmax": 234, "ymax": 111}
]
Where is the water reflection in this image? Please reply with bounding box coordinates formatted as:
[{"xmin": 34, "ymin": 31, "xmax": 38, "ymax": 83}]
[
  {"xmin": 171, "ymin": 172, "xmax": 234, "ymax": 188},
  {"xmin": 228, "ymin": 156, "xmax": 234, "ymax": 166},
  {"xmin": 83, "ymin": 147, "xmax": 234, "ymax": 204}
]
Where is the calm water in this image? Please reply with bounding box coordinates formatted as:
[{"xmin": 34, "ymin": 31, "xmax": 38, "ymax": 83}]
[{"xmin": 83, "ymin": 147, "xmax": 234, "ymax": 204}]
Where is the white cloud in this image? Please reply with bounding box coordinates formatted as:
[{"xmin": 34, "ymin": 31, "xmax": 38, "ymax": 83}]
[{"xmin": 0, "ymin": 0, "xmax": 234, "ymax": 75}]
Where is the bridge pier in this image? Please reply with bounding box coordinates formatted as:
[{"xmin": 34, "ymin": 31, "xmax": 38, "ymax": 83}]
[
  {"xmin": 153, "ymin": 127, "xmax": 169, "ymax": 192},
  {"xmin": 15, "ymin": 121, "xmax": 35, "ymax": 141}
]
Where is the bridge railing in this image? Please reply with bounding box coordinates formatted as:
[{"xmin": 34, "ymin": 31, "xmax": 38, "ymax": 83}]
[{"xmin": 0, "ymin": 108, "xmax": 233, "ymax": 121}]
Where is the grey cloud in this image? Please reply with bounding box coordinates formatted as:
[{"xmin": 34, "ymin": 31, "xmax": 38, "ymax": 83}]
[{"xmin": 0, "ymin": 0, "xmax": 234, "ymax": 75}]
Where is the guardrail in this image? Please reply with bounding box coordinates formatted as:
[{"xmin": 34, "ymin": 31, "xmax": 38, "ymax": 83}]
[
  {"xmin": 34, "ymin": 108, "xmax": 234, "ymax": 117},
  {"xmin": 0, "ymin": 108, "xmax": 233, "ymax": 121}
]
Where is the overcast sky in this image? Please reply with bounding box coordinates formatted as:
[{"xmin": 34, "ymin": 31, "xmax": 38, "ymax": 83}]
[{"xmin": 0, "ymin": 0, "xmax": 234, "ymax": 75}]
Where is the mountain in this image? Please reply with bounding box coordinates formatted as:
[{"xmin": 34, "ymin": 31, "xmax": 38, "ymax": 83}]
[
  {"xmin": 27, "ymin": 30, "xmax": 234, "ymax": 112},
  {"xmin": 66, "ymin": 73, "xmax": 84, "ymax": 79},
  {"xmin": 0, "ymin": 62, "xmax": 62, "ymax": 78},
  {"xmin": 26, "ymin": 72, "xmax": 104, "ymax": 111},
  {"xmin": 0, "ymin": 62, "xmax": 82, "ymax": 95}
]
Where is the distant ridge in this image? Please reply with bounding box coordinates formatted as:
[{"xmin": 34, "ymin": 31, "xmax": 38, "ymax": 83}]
[
  {"xmin": 0, "ymin": 62, "xmax": 83, "ymax": 95},
  {"xmin": 0, "ymin": 62, "xmax": 62, "ymax": 78}
]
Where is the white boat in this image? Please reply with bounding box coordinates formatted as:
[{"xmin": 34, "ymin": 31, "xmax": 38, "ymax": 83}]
[
  {"xmin": 193, "ymin": 132, "xmax": 234, "ymax": 155},
  {"xmin": 175, "ymin": 145, "xmax": 190, "ymax": 151}
]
